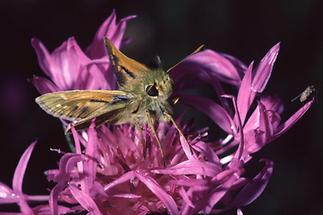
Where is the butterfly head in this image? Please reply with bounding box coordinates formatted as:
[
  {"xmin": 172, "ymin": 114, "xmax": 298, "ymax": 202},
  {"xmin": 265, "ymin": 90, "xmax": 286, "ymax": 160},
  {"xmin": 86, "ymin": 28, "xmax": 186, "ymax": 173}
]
[{"xmin": 144, "ymin": 69, "xmax": 173, "ymax": 101}]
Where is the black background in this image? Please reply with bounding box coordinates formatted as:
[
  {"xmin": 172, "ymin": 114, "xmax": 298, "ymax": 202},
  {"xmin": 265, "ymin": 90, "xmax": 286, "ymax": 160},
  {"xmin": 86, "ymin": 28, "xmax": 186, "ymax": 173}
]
[{"xmin": 0, "ymin": 0, "xmax": 322, "ymax": 214}]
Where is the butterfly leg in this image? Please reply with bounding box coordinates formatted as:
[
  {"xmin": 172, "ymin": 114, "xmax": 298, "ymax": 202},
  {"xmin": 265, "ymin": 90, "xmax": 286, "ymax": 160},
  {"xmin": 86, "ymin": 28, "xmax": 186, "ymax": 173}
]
[
  {"xmin": 147, "ymin": 114, "xmax": 166, "ymax": 166},
  {"xmin": 135, "ymin": 124, "xmax": 148, "ymax": 158},
  {"xmin": 62, "ymin": 122, "xmax": 76, "ymax": 152}
]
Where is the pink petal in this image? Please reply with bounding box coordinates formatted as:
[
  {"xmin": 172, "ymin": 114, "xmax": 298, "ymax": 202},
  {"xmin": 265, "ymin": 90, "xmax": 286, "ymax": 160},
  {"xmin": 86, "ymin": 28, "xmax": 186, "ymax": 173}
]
[
  {"xmin": 82, "ymin": 61, "xmax": 114, "ymax": 90},
  {"xmin": 49, "ymin": 184, "xmax": 62, "ymax": 215},
  {"xmin": 178, "ymin": 187, "xmax": 195, "ymax": 208},
  {"xmin": 253, "ymin": 102, "xmax": 272, "ymax": 146},
  {"xmin": 251, "ymin": 43, "xmax": 280, "ymax": 93},
  {"xmin": 0, "ymin": 198, "xmax": 20, "ymax": 204},
  {"xmin": 31, "ymin": 75, "xmax": 58, "ymax": 94},
  {"xmin": 204, "ymin": 174, "xmax": 238, "ymax": 213},
  {"xmin": 52, "ymin": 37, "xmax": 89, "ymax": 64},
  {"xmin": 237, "ymin": 208, "xmax": 244, "ymax": 215},
  {"xmin": 45, "ymin": 169, "xmax": 59, "ymax": 182},
  {"xmin": 243, "ymin": 105, "xmax": 260, "ymax": 132},
  {"xmin": 274, "ymin": 99, "xmax": 313, "ymax": 139},
  {"xmin": 109, "ymin": 15, "xmax": 136, "ymax": 48},
  {"xmin": 193, "ymin": 141, "xmax": 221, "ymax": 164},
  {"xmin": 170, "ymin": 178, "xmax": 207, "ymax": 187},
  {"xmin": 221, "ymin": 53, "xmax": 247, "ymax": 77},
  {"xmin": 104, "ymin": 171, "xmax": 135, "ymax": 192},
  {"xmin": 83, "ymin": 122, "xmax": 98, "ymax": 193},
  {"xmin": 31, "ymin": 38, "xmax": 67, "ymax": 89},
  {"xmin": 242, "ymin": 102, "xmax": 272, "ymax": 155},
  {"xmin": 179, "ymin": 135, "xmax": 195, "ymax": 160},
  {"xmin": 230, "ymin": 159, "xmax": 273, "ymax": 207},
  {"xmin": 184, "ymin": 170, "xmax": 238, "ymax": 214},
  {"xmin": 181, "ymin": 95, "xmax": 235, "ymax": 134},
  {"xmin": 50, "ymin": 37, "xmax": 90, "ymax": 89},
  {"xmin": 69, "ymin": 184, "xmax": 101, "ymax": 214},
  {"xmin": 173, "ymin": 49, "xmax": 242, "ymax": 86},
  {"xmin": 71, "ymin": 126, "xmax": 81, "ymax": 154},
  {"xmin": 86, "ymin": 10, "xmax": 136, "ymax": 59},
  {"xmin": 31, "ymin": 38, "xmax": 53, "ymax": 78},
  {"xmin": 18, "ymin": 200, "xmax": 33, "ymax": 215},
  {"xmin": 221, "ymin": 94, "xmax": 245, "ymax": 160},
  {"xmin": 135, "ymin": 171, "xmax": 179, "ymax": 215},
  {"xmin": 0, "ymin": 183, "xmax": 18, "ymax": 203},
  {"xmin": 112, "ymin": 193, "xmax": 142, "ymax": 199},
  {"xmin": 258, "ymin": 102, "xmax": 274, "ymax": 138},
  {"xmin": 211, "ymin": 168, "xmax": 239, "ymax": 183},
  {"xmin": 152, "ymin": 159, "xmax": 221, "ymax": 177},
  {"xmin": 91, "ymin": 182, "xmax": 108, "ymax": 199},
  {"xmin": 33, "ymin": 204, "xmax": 73, "ymax": 215},
  {"xmin": 12, "ymin": 142, "xmax": 36, "ymax": 193},
  {"xmin": 260, "ymin": 95, "xmax": 284, "ymax": 115},
  {"xmin": 236, "ymin": 63, "xmax": 255, "ymax": 124},
  {"xmin": 48, "ymin": 153, "xmax": 84, "ymax": 213},
  {"xmin": 243, "ymin": 95, "xmax": 282, "ymax": 133},
  {"xmin": 52, "ymin": 153, "xmax": 84, "ymax": 183},
  {"xmin": 86, "ymin": 10, "xmax": 116, "ymax": 59}
]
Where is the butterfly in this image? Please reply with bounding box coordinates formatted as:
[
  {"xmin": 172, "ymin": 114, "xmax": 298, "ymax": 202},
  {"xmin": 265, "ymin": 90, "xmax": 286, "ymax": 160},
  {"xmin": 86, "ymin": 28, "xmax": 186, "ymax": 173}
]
[{"xmin": 36, "ymin": 37, "xmax": 203, "ymax": 161}]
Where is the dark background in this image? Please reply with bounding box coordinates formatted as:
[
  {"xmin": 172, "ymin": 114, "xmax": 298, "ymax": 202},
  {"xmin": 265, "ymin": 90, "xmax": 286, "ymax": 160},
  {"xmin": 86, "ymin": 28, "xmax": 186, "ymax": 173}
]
[{"xmin": 0, "ymin": 0, "xmax": 322, "ymax": 214}]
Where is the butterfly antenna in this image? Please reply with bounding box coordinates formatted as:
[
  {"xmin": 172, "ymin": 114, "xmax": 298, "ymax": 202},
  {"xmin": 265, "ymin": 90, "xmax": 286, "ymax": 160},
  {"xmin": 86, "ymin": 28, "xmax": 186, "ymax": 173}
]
[
  {"xmin": 291, "ymin": 94, "xmax": 301, "ymax": 102},
  {"xmin": 155, "ymin": 56, "xmax": 162, "ymax": 68},
  {"xmin": 166, "ymin": 44, "xmax": 204, "ymax": 73}
]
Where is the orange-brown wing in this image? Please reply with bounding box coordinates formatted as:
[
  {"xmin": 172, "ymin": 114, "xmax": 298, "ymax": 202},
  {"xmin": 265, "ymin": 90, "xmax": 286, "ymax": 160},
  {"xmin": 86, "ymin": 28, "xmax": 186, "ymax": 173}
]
[
  {"xmin": 104, "ymin": 38, "xmax": 150, "ymax": 86},
  {"xmin": 35, "ymin": 90, "xmax": 131, "ymax": 122}
]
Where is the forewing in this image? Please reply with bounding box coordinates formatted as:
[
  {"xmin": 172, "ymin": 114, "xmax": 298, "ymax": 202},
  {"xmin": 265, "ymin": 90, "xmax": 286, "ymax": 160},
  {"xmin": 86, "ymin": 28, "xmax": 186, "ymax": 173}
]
[
  {"xmin": 104, "ymin": 38, "xmax": 150, "ymax": 86},
  {"xmin": 71, "ymin": 107, "xmax": 127, "ymax": 131},
  {"xmin": 35, "ymin": 90, "xmax": 130, "ymax": 122}
]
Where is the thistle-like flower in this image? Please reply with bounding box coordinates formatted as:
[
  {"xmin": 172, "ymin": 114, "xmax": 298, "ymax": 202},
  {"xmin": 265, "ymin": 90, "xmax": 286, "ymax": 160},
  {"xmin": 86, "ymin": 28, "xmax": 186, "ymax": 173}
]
[{"xmin": 0, "ymin": 10, "xmax": 313, "ymax": 215}]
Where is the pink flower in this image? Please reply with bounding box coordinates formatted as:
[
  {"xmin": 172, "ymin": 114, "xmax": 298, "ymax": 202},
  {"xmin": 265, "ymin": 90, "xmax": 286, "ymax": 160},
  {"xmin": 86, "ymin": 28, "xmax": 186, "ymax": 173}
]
[
  {"xmin": 31, "ymin": 10, "xmax": 135, "ymax": 93},
  {"xmin": 1, "ymin": 10, "xmax": 313, "ymax": 215}
]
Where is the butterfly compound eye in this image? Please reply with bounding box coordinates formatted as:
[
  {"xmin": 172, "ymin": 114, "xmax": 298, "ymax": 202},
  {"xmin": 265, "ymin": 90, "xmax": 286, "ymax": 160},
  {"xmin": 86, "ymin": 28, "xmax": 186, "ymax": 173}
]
[{"xmin": 146, "ymin": 84, "xmax": 159, "ymax": 97}]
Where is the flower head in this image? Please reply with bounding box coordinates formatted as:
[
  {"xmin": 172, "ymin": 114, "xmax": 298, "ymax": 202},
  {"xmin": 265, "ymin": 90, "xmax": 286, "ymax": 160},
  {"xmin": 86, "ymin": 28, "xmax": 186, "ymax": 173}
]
[{"xmin": 1, "ymin": 10, "xmax": 313, "ymax": 215}]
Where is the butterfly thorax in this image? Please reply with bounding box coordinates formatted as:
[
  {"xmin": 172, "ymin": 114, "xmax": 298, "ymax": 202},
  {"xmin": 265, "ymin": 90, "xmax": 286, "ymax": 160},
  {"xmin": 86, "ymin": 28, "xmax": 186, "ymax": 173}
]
[{"xmin": 119, "ymin": 69, "xmax": 173, "ymax": 124}]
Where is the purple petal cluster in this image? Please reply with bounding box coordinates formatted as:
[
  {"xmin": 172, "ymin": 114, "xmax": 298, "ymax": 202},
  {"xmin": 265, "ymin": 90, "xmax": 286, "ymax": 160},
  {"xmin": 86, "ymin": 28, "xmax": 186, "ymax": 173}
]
[
  {"xmin": 0, "ymin": 10, "xmax": 313, "ymax": 215},
  {"xmin": 31, "ymin": 10, "xmax": 135, "ymax": 93}
]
